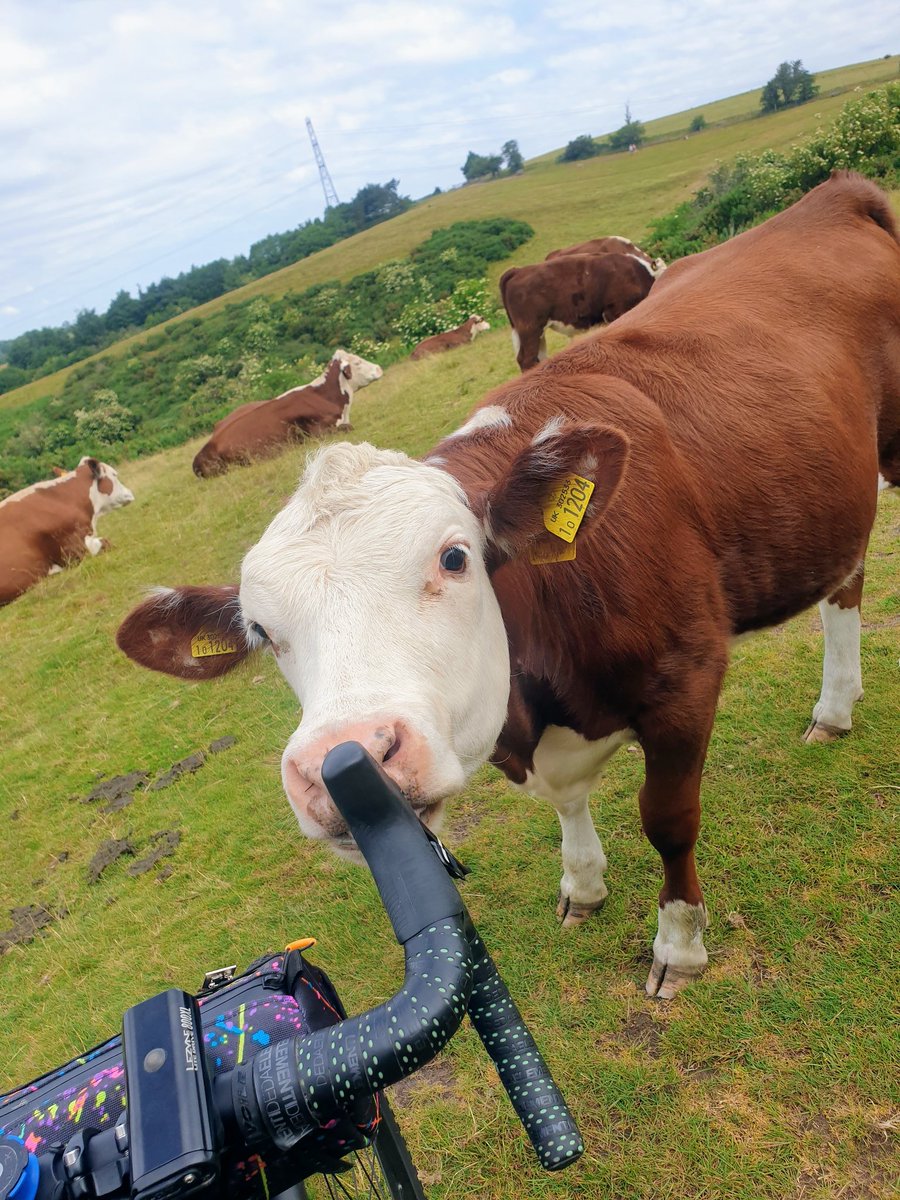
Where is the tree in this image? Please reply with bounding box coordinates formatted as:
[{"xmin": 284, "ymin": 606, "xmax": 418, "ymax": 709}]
[
  {"xmin": 345, "ymin": 179, "xmax": 411, "ymax": 229},
  {"xmin": 461, "ymin": 151, "xmax": 503, "ymax": 182},
  {"xmin": 502, "ymin": 139, "xmax": 524, "ymax": 173},
  {"xmin": 558, "ymin": 135, "xmax": 599, "ymax": 162},
  {"xmin": 689, "ymin": 114, "xmax": 707, "ymax": 132},
  {"xmin": 609, "ymin": 104, "xmax": 646, "ymax": 150},
  {"xmin": 760, "ymin": 60, "xmax": 818, "ymax": 113}
]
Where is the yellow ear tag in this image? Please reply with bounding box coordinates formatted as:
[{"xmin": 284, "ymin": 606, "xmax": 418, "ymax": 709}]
[
  {"xmin": 190, "ymin": 631, "xmax": 240, "ymax": 658},
  {"xmin": 529, "ymin": 541, "xmax": 577, "ymax": 565},
  {"xmin": 542, "ymin": 475, "xmax": 595, "ymax": 543}
]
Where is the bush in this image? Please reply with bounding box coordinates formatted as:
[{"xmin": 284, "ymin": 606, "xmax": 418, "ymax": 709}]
[
  {"xmin": 689, "ymin": 114, "xmax": 707, "ymax": 132},
  {"xmin": 646, "ymin": 83, "xmax": 900, "ymax": 261},
  {"xmin": 73, "ymin": 391, "xmax": 137, "ymax": 445},
  {"xmin": 558, "ymin": 135, "xmax": 599, "ymax": 162}
]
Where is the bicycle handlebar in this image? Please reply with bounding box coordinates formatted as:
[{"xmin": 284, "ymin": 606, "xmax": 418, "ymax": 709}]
[{"xmin": 7, "ymin": 742, "xmax": 582, "ymax": 1200}]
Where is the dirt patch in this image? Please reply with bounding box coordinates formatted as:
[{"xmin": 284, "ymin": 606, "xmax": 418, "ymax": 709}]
[
  {"xmin": 597, "ymin": 1008, "xmax": 667, "ymax": 1060},
  {"xmin": 842, "ymin": 1118, "xmax": 899, "ymax": 1199},
  {"xmin": 150, "ymin": 753, "xmax": 206, "ymax": 791},
  {"xmin": 87, "ymin": 837, "xmax": 135, "ymax": 883},
  {"xmin": 128, "ymin": 830, "xmax": 181, "ymax": 875},
  {"xmin": 390, "ymin": 1058, "xmax": 459, "ymax": 1108},
  {"xmin": 209, "ymin": 736, "xmax": 237, "ymax": 754},
  {"xmin": 0, "ymin": 905, "xmax": 60, "ymax": 953}
]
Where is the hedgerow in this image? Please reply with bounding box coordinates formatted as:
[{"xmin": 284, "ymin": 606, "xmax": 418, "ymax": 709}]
[
  {"xmin": 646, "ymin": 84, "xmax": 900, "ymax": 260},
  {"xmin": 0, "ymin": 217, "xmax": 532, "ymax": 496}
]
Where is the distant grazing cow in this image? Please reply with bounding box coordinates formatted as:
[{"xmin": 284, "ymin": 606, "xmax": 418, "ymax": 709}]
[
  {"xmin": 500, "ymin": 253, "xmax": 654, "ymax": 371},
  {"xmin": 117, "ymin": 173, "xmax": 900, "ymax": 1000},
  {"xmin": 410, "ymin": 316, "xmax": 491, "ymax": 360},
  {"xmin": 192, "ymin": 350, "xmax": 382, "ymax": 478},
  {"xmin": 0, "ymin": 457, "xmax": 134, "ymax": 605},
  {"xmin": 546, "ymin": 235, "xmax": 667, "ymax": 277}
]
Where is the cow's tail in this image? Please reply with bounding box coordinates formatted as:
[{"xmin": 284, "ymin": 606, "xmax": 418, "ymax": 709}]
[{"xmin": 498, "ymin": 267, "xmax": 518, "ymax": 318}]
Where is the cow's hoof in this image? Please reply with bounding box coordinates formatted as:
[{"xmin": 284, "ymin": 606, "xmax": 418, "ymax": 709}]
[
  {"xmin": 556, "ymin": 889, "xmax": 606, "ymax": 928},
  {"xmin": 802, "ymin": 719, "xmax": 849, "ymax": 744},
  {"xmin": 645, "ymin": 957, "xmax": 704, "ymax": 1000}
]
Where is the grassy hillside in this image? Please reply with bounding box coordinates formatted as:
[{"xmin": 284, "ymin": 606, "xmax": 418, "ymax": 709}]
[
  {"xmin": 3, "ymin": 54, "xmax": 898, "ymax": 418},
  {"xmin": 2, "ymin": 60, "xmax": 899, "ymax": 1200}
]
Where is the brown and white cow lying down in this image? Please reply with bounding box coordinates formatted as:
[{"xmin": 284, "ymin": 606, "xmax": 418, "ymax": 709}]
[
  {"xmin": 192, "ymin": 350, "xmax": 382, "ymax": 477},
  {"xmin": 117, "ymin": 173, "xmax": 900, "ymax": 1000},
  {"xmin": 0, "ymin": 457, "xmax": 134, "ymax": 605},
  {"xmin": 410, "ymin": 315, "xmax": 491, "ymax": 360},
  {"xmin": 500, "ymin": 253, "xmax": 654, "ymax": 372},
  {"xmin": 546, "ymin": 235, "xmax": 667, "ymax": 277}
]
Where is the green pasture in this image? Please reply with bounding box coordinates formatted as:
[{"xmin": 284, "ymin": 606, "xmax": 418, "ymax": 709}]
[{"xmin": 2, "ymin": 60, "xmax": 899, "ymax": 1200}]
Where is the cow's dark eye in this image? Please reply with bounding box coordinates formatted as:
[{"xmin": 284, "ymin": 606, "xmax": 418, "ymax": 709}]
[
  {"xmin": 248, "ymin": 622, "xmax": 269, "ymax": 642},
  {"xmin": 440, "ymin": 545, "xmax": 467, "ymax": 574}
]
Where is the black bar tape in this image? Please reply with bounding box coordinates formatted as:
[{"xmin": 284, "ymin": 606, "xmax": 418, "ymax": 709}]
[
  {"xmin": 464, "ymin": 916, "xmax": 584, "ymax": 1171},
  {"xmin": 288, "ymin": 920, "xmax": 473, "ymax": 1121}
]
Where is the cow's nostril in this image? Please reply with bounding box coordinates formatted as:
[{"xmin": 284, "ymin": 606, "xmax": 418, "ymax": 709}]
[{"xmin": 383, "ymin": 732, "xmax": 402, "ymax": 763}]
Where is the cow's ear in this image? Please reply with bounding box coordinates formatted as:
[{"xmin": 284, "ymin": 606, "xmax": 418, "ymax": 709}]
[
  {"xmin": 117, "ymin": 585, "xmax": 252, "ymax": 680},
  {"xmin": 83, "ymin": 457, "xmax": 102, "ymax": 481},
  {"xmin": 341, "ymin": 363, "xmax": 352, "ymax": 379},
  {"xmin": 484, "ymin": 423, "xmax": 629, "ymax": 560}
]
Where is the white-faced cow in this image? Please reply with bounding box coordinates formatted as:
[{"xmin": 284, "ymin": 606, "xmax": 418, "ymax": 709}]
[
  {"xmin": 500, "ymin": 254, "xmax": 655, "ymax": 372},
  {"xmin": 410, "ymin": 316, "xmax": 491, "ymax": 361},
  {"xmin": 192, "ymin": 350, "xmax": 382, "ymax": 477},
  {"xmin": 546, "ymin": 235, "xmax": 667, "ymax": 277},
  {"xmin": 117, "ymin": 174, "xmax": 900, "ymax": 1000},
  {"xmin": 1, "ymin": 458, "xmax": 134, "ymax": 605}
]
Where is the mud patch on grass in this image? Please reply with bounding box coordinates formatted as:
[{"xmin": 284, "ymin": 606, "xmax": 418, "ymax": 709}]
[
  {"xmin": 390, "ymin": 1059, "xmax": 459, "ymax": 1108},
  {"xmin": 87, "ymin": 837, "xmax": 135, "ymax": 883},
  {"xmin": 209, "ymin": 736, "xmax": 237, "ymax": 754},
  {"xmin": 80, "ymin": 771, "xmax": 149, "ymax": 813},
  {"xmin": 597, "ymin": 1008, "xmax": 667, "ymax": 1060},
  {"xmin": 128, "ymin": 830, "xmax": 181, "ymax": 875},
  {"xmin": 150, "ymin": 753, "xmax": 206, "ymax": 791},
  {"xmin": 0, "ymin": 905, "xmax": 60, "ymax": 953}
]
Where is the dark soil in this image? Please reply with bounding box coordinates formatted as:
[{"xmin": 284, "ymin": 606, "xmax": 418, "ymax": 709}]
[
  {"xmin": 127, "ymin": 830, "xmax": 182, "ymax": 875},
  {"xmin": 0, "ymin": 905, "xmax": 59, "ymax": 953},
  {"xmin": 87, "ymin": 837, "xmax": 135, "ymax": 883}
]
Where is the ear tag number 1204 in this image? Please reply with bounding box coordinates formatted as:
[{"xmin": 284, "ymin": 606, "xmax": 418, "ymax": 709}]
[
  {"xmin": 191, "ymin": 631, "xmax": 240, "ymax": 658},
  {"xmin": 543, "ymin": 475, "xmax": 595, "ymax": 543}
]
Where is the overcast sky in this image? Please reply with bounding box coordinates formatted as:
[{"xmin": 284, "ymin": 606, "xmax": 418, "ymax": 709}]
[{"xmin": 2, "ymin": 1, "xmax": 898, "ymax": 341}]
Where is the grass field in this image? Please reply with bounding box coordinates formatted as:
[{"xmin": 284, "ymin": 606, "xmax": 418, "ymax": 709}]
[{"xmin": 2, "ymin": 59, "xmax": 899, "ymax": 1200}]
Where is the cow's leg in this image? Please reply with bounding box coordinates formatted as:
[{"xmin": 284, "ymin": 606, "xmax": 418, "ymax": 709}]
[
  {"xmin": 511, "ymin": 325, "xmax": 544, "ymax": 372},
  {"xmin": 639, "ymin": 752, "xmax": 709, "ymax": 999},
  {"xmin": 516, "ymin": 725, "xmax": 632, "ymax": 927},
  {"xmin": 804, "ymin": 563, "xmax": 865, "ymax": 743}
]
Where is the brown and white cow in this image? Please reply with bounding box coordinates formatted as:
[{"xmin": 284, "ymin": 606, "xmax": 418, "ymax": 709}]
[
  {"xmin": 192, "ymin": 350, "xmax": 383, "ymax": 477},
  {"xmin": 117, "ymin": 173, "xmax": 900, "ymax": 1000},
  {"xmin": 410, "ymin": 316, "xmax": 491, "ymax": 361},
  {"xmin": 500, "ymin": 254, "xmax": 655, "ymax": 372},
  {"xmin": 0, "ymin": 457, "xmax": 134, "ymax": 604},
  {"xmin": 546, "ymin": 235, "xmax": 667, "ymax": 277}
]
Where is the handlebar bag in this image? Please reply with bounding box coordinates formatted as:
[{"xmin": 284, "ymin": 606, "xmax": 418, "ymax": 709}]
[{"xmin": 0, "ymin": 948, "xmax": 378, "ymax": 1193}]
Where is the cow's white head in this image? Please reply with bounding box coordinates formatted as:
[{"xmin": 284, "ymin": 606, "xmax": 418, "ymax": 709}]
[
  {"xmin": 82, "ymin": 457, "xmax": 135, "ymax": 515},
  {"xmin": 467, "ymin": 316, "xmax": 491, "ymax": 338},
  {"xmin": 331, "ymin": 349, "xmax": 383, "ymax": 394},
  {"xmin": 117, "ymin": 426, "xmax": 628, "ymax": 857},
  {"xmin": 650, "ymin": 257, "xmax": 667, "ymax": 277}
]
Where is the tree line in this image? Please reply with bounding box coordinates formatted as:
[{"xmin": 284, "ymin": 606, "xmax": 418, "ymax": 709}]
[{"xmin": 0, "ymin": 180, "xmax": 412, "ymax": 390}]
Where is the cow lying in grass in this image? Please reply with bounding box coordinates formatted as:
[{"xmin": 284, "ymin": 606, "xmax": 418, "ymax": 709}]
[
  {"xmin": 192, "ymin": 350, "xmax": 382, "ymax": 477},
  {"xmin": 410, "ymin": 316, "xmax": 491, "ymax": 360},
  {"xmin": 1, "ymin": 457, "xmax": 134, "ymax": 604},
  {"xmin": 118, "ymin": 173, "xmax": 900, "ymax": 999}
]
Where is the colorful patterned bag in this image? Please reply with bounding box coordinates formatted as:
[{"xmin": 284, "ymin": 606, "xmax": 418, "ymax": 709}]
[{"xmin": 0, "ymin": 947, "xmax": 379, "ymax": 1195}]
